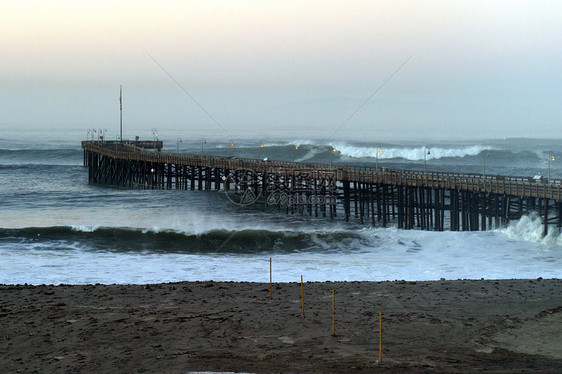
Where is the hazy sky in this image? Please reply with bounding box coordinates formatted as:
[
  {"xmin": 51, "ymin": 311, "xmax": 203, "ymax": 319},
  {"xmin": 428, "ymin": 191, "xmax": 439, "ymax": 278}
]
[{"xmin": 1, "ymin": 1, "xmax": 561, "ymax": 140}]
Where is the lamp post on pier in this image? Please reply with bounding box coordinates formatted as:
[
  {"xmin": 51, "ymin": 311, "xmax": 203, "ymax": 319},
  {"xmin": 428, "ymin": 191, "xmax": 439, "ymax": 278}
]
[
  {"xmin": 423, "ymin": 146, "xmax": 431, "ymax": 174},
  {"xmin": 483, "ymin": 152, "xmax": 490, "ymax": 178},
  {"xmin": 292, "ymin": 145, "xmax": 299, "ymax": 162},
  {"xmin": 376, "ymin": 148, "xmax": 383, "ymax": 171},
  {"xmin": 176, "ymin": 138, "xmax": 182, "ymax": 154},
  {"xmin": 201, "ymin": 138, "xmax": 206, "ymax": 155},
  {"xmin": 330, "ymin": 147, "xmax": 337, "ymax": 168},
  {"xmin": 258, "ymin": 141, "xmax": 264, "ymax": 159},
  {"xmin": 548, "ymin": 155, "xmax": 556, "ymax": 180}
]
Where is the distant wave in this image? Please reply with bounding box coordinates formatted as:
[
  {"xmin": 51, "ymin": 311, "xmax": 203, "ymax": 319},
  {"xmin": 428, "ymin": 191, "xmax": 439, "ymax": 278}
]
[
  {"xmin": 0, "ymin": 148, "xmax": 82, "ymax": 165},
  {"xmin": 295, "ymin": 148, "xmax": 322, "ymax": 162},
  {"xmin": 0, "ymin": 226, "xmax": 366, "ymax": 254},
  {"xmin": 260, "ymin": 141, "xmax": 494, "ymax": 161},
  {"xmin": 221, "ymin": 142, "xmax": 497, "ymax": 162},
  {"xmin": 334, "ymin": 145, "xmax": 494, "ymax": 161},
  {"xmin": 0, "ymin": 148, "xmax": 80, "ymax": 154}
]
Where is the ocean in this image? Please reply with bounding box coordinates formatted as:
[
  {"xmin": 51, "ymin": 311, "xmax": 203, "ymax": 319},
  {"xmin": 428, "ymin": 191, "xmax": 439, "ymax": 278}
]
[{"xmin": 1, "ymin": 129, "xmax": 561, "ymax": 285}]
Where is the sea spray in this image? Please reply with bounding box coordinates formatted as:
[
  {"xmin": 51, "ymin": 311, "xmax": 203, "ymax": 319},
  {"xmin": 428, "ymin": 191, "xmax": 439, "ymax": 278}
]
[{"xmin": 501, "ymin": 213, "xmax": 562, "ymax": 246}]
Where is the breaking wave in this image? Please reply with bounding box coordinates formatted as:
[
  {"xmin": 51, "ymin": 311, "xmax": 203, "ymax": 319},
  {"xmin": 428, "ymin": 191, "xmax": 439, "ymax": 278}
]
[
  {"xmin": 0, "ymin": 226, "xmax": 366, "ymax": 254},
  {"xmin": 501, "ymin": 213, "xmax": 562, "ymax": 245},
  {"xmin": 334, "ymin": 145, "xmax": 494, "ymax": 161}
]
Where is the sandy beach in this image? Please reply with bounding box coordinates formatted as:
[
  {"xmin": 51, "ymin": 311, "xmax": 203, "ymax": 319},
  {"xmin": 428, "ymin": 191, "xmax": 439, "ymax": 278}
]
[{"xmin": 1, "ymin": 279, "xmax": 560, "ymax": 373}]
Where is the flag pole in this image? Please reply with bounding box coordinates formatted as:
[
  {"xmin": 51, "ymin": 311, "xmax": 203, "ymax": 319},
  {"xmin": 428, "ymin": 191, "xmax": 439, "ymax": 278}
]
[{"xmin": 119, "ymin": 85, "xmax": 123, "ymax": 142}]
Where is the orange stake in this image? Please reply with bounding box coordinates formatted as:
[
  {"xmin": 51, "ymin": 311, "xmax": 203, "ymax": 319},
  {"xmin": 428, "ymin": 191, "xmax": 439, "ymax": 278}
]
[
  {"xmin": 301, "ymin": 275, "xmax": 305, "ymax": 318},
  {"xmin": 332, "ymin": 289, "xmax": 335, "ymax": 336},
  {"xmin": 379, "ymin": 311, "xmax": 383, "ymax": 363}
]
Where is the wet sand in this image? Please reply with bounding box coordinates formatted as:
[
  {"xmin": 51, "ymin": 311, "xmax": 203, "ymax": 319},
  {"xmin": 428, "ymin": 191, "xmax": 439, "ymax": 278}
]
[{"xmin": 1, "ymin": 279, "xmax": 561, "ymax": 373}]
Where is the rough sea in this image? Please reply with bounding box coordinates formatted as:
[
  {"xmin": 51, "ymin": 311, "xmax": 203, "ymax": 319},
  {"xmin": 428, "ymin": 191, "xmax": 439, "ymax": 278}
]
[{"xmin": 1, "ymin": 129, "xmax": 561, "ymax": 285}]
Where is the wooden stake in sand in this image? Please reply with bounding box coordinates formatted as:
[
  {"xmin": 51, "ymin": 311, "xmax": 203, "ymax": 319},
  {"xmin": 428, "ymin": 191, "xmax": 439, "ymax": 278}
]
[
  {"xmin": 331, "ymin": 289, "xmax": 335, "ymax": 336},
  {"xmin": 301, "ymin": 275, "xmax": 305, "ymax": 318},
  {"xmin": 269, "ymin": 257, "xmax": 272, "ymax": 299},
  {"xmin": 379, "ymin": 311, "xmax": 383, "ymax": 363}
]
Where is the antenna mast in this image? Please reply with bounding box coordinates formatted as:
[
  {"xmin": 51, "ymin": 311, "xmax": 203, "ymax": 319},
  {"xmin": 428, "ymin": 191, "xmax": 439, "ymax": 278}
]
[{"xmin": 119, "ymin": 85, "xmax": 123, "ymax": 142}]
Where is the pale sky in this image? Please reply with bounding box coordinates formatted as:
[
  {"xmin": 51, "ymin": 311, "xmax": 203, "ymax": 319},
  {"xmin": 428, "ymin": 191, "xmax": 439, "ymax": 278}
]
[{"xmin": 1, "ymin": 0, "xmax": 561, "ymax": 140}]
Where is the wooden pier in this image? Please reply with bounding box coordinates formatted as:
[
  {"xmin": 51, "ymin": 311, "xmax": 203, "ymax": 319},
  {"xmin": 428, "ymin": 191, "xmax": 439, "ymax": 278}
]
[{"xmin": 82, "ymin": 140, "xmax": 562, "ymax": 235}]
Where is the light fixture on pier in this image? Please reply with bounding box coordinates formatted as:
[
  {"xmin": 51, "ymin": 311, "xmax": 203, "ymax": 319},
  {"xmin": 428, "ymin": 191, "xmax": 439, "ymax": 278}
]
[
  {"xmin": 330, "ymin": 147, "xmax": 337, "ymax": 167},
  {"xmin": 229, "ymin": 139, "xmax": 234, "ymax": 157},
  {"xmin": 423, "ymin": 147, "xmax": 431, "ymax": 174}
]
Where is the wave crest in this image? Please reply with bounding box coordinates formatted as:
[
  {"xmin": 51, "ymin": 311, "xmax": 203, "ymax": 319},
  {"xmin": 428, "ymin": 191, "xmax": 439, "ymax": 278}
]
[{"xmin": 334, "ymin": 144, "xmax": 493, "ymax": 160}]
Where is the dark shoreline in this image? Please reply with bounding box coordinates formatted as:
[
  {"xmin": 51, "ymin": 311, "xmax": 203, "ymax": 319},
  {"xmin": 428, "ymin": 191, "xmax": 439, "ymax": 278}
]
[{"xmin": 1, "ymin": 279, "xmax": 561, "ymax": 373}]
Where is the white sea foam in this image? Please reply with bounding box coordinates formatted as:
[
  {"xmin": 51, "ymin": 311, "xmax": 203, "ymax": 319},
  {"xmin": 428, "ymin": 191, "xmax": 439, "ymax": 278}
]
[
  {"xmin": 70, "ymin": 225, "xmax": 99, "ymax": 233},
  {"xmin": 334, "ymin": 144, "xmax": 493, "ymax": 160},
  {"xmin": 290, "ymin": 139, "xmax": 320, "ymax": 146},
  {"xmin": 295, "ymin": 148, "xmax": 321, "ymax": 162},
  {"xmin": 500, "ymin": 213, "xmax": 562, "ymax": 246}
]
